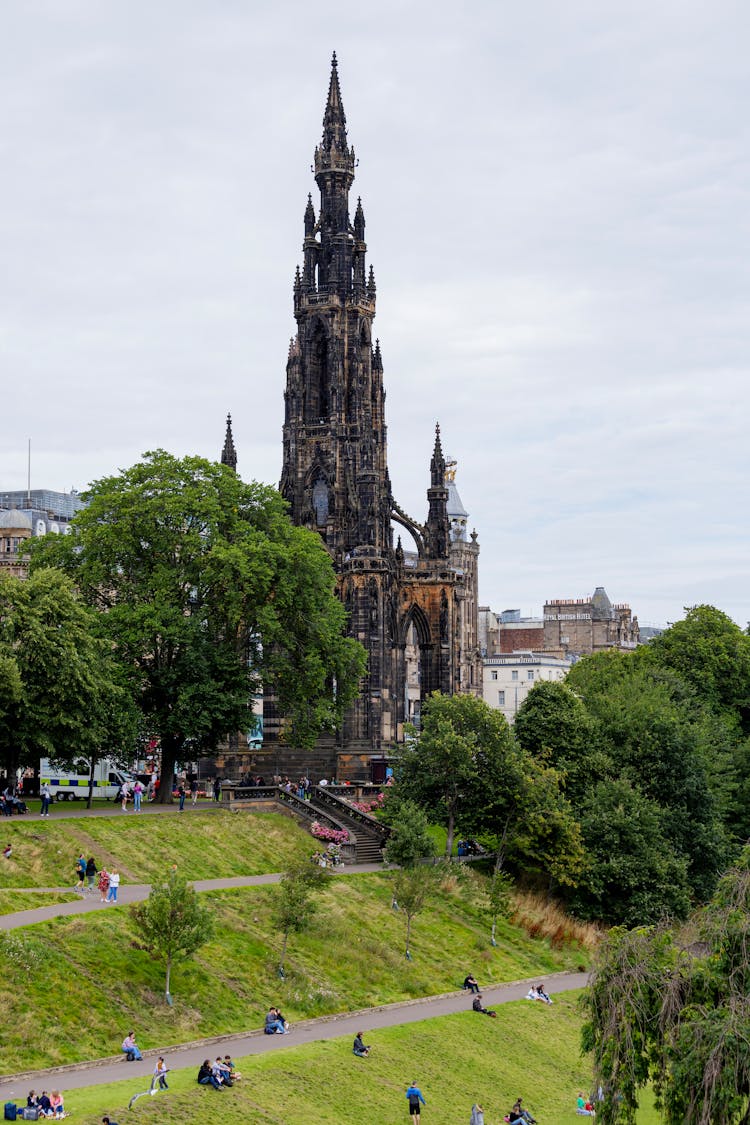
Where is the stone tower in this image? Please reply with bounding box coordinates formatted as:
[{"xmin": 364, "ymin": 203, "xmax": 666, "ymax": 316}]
[{"xmin": 274, "ymin": 55, "xmax": 480, "ymax": 776}]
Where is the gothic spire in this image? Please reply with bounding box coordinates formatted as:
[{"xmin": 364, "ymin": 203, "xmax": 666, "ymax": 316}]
[
  {"xmin": 221, "ymin": 413, "xmax": 237, "ymax": 472},
  {"xmin": 430, "ymin": 423, "xmax": 446, "ymax": 487},
  {"xmin": 425, "ymin": 423, "xmax": 450, "ymax": 559},
  {"xmin": 321, "ymin": 51, "xmax": 348, "ymax": 153}
]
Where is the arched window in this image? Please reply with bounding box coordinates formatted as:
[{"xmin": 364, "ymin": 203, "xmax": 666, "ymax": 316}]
[{"xmin": 312, "ymin": 479, "xmax": 329, "ymax": 527}]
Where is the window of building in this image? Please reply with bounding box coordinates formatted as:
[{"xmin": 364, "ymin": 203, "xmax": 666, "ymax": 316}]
[
  {"xmin": 527, "ymin": 670, "xmax": 534, "ymax": 680},
  {"xmin": 498, "ymin": 691, "xmax": 505, "ymax": 706},
  {"xmin": 511, "ymin": 670, "xmax": 518, "ymax": 681},
  {"xmin": 491, "ymin": 670, "xmax": 498, "ymax": 680}
]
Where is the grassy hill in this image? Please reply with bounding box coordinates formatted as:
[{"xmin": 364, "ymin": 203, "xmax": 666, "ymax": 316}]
[
  {"xmin": 40, "ymin": 998, "xmax": 662, "ymax": 1125},
  {"xmin": 0, "ymin": 810, "xmax": 311, "ymax": 888},
  {"xmin": 0, "ymin": 867, "xmax": 592, "ymax": 1071}
]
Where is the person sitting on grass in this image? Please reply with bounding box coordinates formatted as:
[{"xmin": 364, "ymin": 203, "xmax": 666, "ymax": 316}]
[
  {"xmin": 48, "ymin": 1091, "xmax": 66, "ymax": 1118},
  {"xmin": 353, "ymin": 1032, "xmax": 371, "ymax": 1057},
  {"xmin": 197, "ymin": 1060, "xmax": 223, "ymax": 1090},
  {"xmin": 274, "ymin": 1005, "xmax": 290, "ymax": 1030},
  {"xmin": 264, "ymin": 1007, "xmax": 287, "ymax": 1034},
  {"xmin": 536, "ymin": 982, "xmax": 553, "ymax": 1004},
  {"xmin": 222, "ymin": 1055, "xmax": 241, "ymax": 1081},
  {"xmin": 463, "ymin": 973, "xmax": 480, "ymax": 993},
  {"xmin": 102, "ymin": 1117, "xmax": 120, "ymax": 1125},
  {"xmin": 121, "ymin": 1031, "xmax": 142, "ymax": 1061},
  {"xmin": 525, "ymin": 985, "xmax": 540, "ymax": 1001},
  {"xmin": 576, "ymin": 1092, "xmax": 596, "ymax": 1116},
  {"xmin": 212, "ymin": 1058, "xmax": 232, "ymax": 1087},
  {"xmin": 37, "ymin": 1092, "xmax": 52, "ymax": 1117},
  {"xmin": 26, "ymin": 1092, "xmax": 39, "ymax": 1109},
  {"xmin": 511, "ymin": 1096, "xmax": 537, "ymax": 1123},
  {"xmin": 472, "ymin": 993, "xmax": 497, "ymax": 1017}
]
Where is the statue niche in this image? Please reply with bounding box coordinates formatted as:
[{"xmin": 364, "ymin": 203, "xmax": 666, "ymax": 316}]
[{"xmin": 306, "ymin": 323, "xmax": 330, "ymax": 422}]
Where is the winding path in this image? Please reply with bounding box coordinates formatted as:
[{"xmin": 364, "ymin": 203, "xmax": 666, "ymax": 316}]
[{"xmin": 0, "ymin": 970, "xmax": 589, "ymax": 1094}]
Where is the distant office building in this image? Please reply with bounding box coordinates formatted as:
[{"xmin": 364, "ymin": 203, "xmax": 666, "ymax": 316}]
[
  {"xmin": 0, "ymin": 490, "xmax": 83, "ymax": 578},
  {"xmin": 482, "ymin": 651, "xmax": 572, "ymax": 723}
]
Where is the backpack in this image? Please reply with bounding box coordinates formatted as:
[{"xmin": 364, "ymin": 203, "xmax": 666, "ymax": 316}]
[
  {"xmin": 4, "ymin": 1104, "xmax": 18, "ymax": 1121},
  {"xmin": 22, "ymin": 1110, "xmax": 40, "ymax": 1121}
]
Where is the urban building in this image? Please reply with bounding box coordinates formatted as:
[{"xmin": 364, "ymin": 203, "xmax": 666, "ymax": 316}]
[
  {"xmin": 482, "ymin": 652, "xmax": 572, "ymax": 723},
  {"xmin": 0, "ymin": 490, "xmax": 83, "ymax": 578},
  {"xmin": 478, "ymin": 607, "xmax": 544, "ymax": 655},
  {"xmin": 543, "ymin": 586, "xmax": 639, "ymax": 658}
]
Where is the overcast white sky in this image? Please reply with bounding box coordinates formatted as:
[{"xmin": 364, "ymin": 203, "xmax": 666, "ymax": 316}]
[{"xmin": 2, "ymin": 1, "xmax": 748, "ymax": 629}]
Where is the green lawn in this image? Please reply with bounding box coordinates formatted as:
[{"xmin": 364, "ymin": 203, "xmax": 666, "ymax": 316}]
[
  {"xmin": 43, "ymin": 1000, "xmax": 597, "ymax": 1125},
  {"xmin": 0, "ymin": 889, "xmax": 79, "ymax": 915},
  {"xmin": 0, "ymin": 868, "xmax": 589, "ymax": 1071},
  {"xmin": 0, "ymin": 809, "xmax": 311, "ymax": 888}
]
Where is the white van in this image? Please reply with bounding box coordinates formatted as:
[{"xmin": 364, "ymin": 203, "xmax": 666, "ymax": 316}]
[{"xmin": 39, "ymin": 758, "xmax": 134, "ymax": 801}]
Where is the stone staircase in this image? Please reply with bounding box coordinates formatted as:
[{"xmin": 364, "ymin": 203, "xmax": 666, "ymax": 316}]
[{"xmin": 306, "ymin": 786, "xmax": 389, "ymax": 865}]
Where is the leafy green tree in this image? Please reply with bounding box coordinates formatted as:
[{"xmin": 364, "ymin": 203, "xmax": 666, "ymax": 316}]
[
  {"xmin": 381, "ymin": 796, "xmax": 436, "ymax": 868},
  {"xmin": 455, "ymin": 702, "xmax": 583, "ymax": 891},
  {"xmin": 569, "ymin": 779, "xmax": 692, "ymax": 925},
  {"xmin": 567, "ymin": 651, "xmax": 726, "ymax": 903},
  {"xmin": 33, "ymin": 451, "xmax": 366, "ymax": 799},
  {"xmin": 0, "ymin": 568, "xmax": 136, "ymax": 783},
  {"xmin": 130, "ymin": 869, "xmax": 214, "ymax": 1003},
  {"xmin": 273, "ymin": 857, "xmax": 330, "ymax": 974},
  {"xmin": 515, "ymin": 680, "xmax": 604, "ymax": 804},
  {"xmin": 582, "ymin": 847, "xmax": 750, "ymax": 1125},
  {"xmin": 484, "ymin": 868, "xmax": 513, "ymax": 946},
  {"xmin": 647, "ymin": 605, "xmax": 750, "ymax": 733},
  {"xmin": 392, "ymin": 865, "xmax": 436, "ymax": 959},
  {"xmin": 397, "ymin": 692, "xmax": 484, "ymax": 856}
]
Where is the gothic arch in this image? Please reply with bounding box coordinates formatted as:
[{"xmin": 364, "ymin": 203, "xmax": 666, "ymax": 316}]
[{"xmin": 399, "ymin": 602, "xmax": 431, "ymax": 648}]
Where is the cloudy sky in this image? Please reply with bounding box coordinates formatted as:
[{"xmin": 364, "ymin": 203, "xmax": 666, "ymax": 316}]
[{"xmin": 2, "ymin": 1, "xmax": 748, "ymax": 629}]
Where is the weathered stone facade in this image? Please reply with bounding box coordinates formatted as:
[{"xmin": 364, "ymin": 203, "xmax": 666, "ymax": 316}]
[
  {"xmin": 543, "ymin": 587, "xmax": 639, "ymax": 658},
  {"xmin": 264, "ymin": 56, "xmax": 481, "ymax": 777}
]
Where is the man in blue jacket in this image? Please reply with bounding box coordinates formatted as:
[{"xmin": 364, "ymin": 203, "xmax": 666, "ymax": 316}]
[{"xmin": 406, "ymin": 1082, "xmax": 426, "ymax": 1124}]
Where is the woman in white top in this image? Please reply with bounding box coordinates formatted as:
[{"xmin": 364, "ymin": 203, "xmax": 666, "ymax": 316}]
[{"xmin": 106, "ymin": 870, "xmax": 120, "ymax": 903}]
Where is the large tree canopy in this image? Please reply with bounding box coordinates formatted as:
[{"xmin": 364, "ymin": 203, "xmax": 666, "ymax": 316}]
[
  {"xmin": 0, "ymin": 568, "xmax": 135, "ymax": 778},
  {"xmin": 33, "ymin": 451, "xmax": 366, "ymax": 797}
]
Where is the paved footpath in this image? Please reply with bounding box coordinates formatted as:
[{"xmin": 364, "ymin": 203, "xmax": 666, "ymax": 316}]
[
  {"xmin": 0, "ymin": 865, "xmax": 385, "ymax": 930},
  {"xmin": 0, "ymin": 970, "xmax": 589, "ymax": 1094}
]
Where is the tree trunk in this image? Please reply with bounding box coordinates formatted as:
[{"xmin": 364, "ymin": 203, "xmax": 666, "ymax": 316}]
[
  {"xmin": 446, "ymin": 809, "xmax": 455, "ymax": 858},
  {"xmin": 155, "ymin": 735, "xmax": 178, "ymax": 803},
  {"xmin": 86, "ymin": 756, "xmax": 96, "ymax": 810},
  {"xmin": 280, "ymin": 929, "xmax": 289, "ymax": 971}
]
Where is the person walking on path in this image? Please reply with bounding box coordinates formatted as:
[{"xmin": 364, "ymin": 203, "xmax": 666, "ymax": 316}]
[
  {"xmin": 153, "ymin": 1058, "xmax": 169, "ymax": 1090},
  {"xmin": 106, "ymin": 870, "xmax": 120, "ymax": 903},
  {"xmin": 120, "ymin": 782, "xmax": 130, "ymax": 812},
  {"xmin": 190, "ymin": 777, "xmax": 198, "ymax": 805},
  {"xmin": 133, "ymin": 780, "xmax": 144, "ymax": 813},
  {"xmin": 178, "ymin": 783, "xmax": 186, "ymax": 811},
  {"xmin": 85, "ymin": 856, "xmax": 97, "ymax": 892},
  {"xmin": 406, "ymin": 1083, "xmax": 426, "ymax": 1124},
  {"xmin": 74, "ymin": 854, "xmax": 86, "ymax": 894},
  {"xmin": 212, "ymin": 777, "xmax": 221, "ymax": 802},
  {"xmin": 40, "ymin": 783, "xmax": 51, "ymax": 817},
  {"xmin": 98, "ymin": 868, "xmax": 110, "ymax": 903}
]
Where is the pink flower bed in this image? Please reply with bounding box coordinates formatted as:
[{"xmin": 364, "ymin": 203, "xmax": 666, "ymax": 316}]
[
  {"xmin": 350, "ymin": 793, "xmax": 385, "ymax": 814},
  {"xmin": 310, "ymin": 821, "xmax": 350, "ymax": 845}
]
